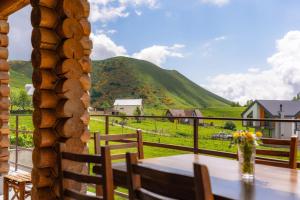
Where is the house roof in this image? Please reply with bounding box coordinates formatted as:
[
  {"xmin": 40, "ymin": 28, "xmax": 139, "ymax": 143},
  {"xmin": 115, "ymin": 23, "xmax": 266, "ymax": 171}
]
[
  {"xmin": 166, "ymin": 109, "xmax": 203, "ymax": 117},
  {"xmin": 113, "ymin": 99, "xmax": 143, "ymax": 106},
  {"xmin": 242, "ymin": 100, "xmax": 300, "ymax": 117}
]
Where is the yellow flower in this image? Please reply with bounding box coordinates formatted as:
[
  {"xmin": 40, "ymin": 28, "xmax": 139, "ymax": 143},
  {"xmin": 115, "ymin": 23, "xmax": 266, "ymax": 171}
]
[
  {"xmin": 256, "ymin": 131, "xmax": 263, "ymax": 138},
  {"xmin": 245, "ymin": 132, "xmax": 255, "ymax": 141},
  {"xmin": 233, "ymin": 132, "xmax": 240, "ymax": 138}
]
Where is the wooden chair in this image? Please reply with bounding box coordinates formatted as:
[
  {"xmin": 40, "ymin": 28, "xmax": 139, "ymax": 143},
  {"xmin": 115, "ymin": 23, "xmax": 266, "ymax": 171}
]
[
  {"xmin": 93, "ymin": 130, "xmax": 144, "ymax": 197},
  {"xmin": 57, "ymin": 143, "xmax": 114, "ymax": 200},
  {"xmin": 94, "ymin": 129, "xmax": 144, "ymax": 161},
  {"xmin": 256, "ymin": 136, "xmax": 298, "ymax": 169},
  {"xmin": 126, "ymin": 152, "xmax": 214, "ymax": 200}
]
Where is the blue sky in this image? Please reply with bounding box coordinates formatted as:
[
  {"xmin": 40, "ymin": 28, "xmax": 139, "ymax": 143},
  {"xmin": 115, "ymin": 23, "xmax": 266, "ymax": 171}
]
[{"xmin": 8, "ymin": 0, "xmax": 300, "ymax": 104}]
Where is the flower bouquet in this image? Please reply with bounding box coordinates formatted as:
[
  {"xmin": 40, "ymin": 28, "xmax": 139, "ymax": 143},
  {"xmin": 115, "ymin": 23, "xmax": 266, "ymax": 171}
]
[{"xmin": 231, "ymin": 130, "xmax": 262, "ymax": 180}]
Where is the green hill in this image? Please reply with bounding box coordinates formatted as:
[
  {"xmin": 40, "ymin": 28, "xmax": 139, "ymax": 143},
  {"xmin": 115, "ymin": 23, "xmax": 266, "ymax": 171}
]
[{"xmin": 8, "ymin": 57, "xmax": 232, "ymax": 108}]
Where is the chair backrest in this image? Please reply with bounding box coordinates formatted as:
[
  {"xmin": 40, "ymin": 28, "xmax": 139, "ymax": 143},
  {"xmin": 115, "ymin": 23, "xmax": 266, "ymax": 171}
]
[
  {"xmin": 256, "ymin": 136, "xmax": 298, "ymax": 169},
  {"xmin": 126, "ymin": 153, "xmax": 214, "ymax": 200},
  {"xmin": 94, "ymin": 129, "xmax": 144, "ymax": 161},
  {"xmin": 57, "ymin": 143, "xmax": 114, "ymax": 200}
]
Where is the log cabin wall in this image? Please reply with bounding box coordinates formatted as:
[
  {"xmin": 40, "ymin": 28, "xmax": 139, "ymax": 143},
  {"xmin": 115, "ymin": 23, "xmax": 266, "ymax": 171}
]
[
  {"xmin": 30, "ymin": 0, "xmax": 92, "ymax": 199},
  {"xmin": 0, "ymin": 18, "xmax": 10, "ymax": 174}
]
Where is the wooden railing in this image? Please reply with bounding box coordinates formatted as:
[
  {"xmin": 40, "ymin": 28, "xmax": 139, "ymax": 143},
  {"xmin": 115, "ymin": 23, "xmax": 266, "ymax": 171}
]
[{"xmin": 8, "ymin": 114, "xmax": 300, "ymax": 170}]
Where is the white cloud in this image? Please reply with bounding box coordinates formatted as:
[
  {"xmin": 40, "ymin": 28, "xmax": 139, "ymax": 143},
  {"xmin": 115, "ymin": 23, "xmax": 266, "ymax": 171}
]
[
  {"xmin": 201, "ymin": 36, "xmax": 227, "ymax": 57},
  {"xmin": 91, "ymin": 33, "xmax": 127, "ymax": 60},
  {"xmin": 207, "ymin": 31, "xmax": 300, "ymax": 105},
  {"xmin": 201, "ymin": 0, "xmax": 230, "ymax": 7},
  {"xmin": 132, "ymin": 44, "xmax": 185, "ymax": 66},
  {"xmin": 89, "ymin": 0, "xmax": 158, "ymax": 23}
]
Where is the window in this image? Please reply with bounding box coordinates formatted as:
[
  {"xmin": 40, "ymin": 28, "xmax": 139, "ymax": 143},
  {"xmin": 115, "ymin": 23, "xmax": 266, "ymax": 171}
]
[{"xmin": 296, "ymin": 122, "xmax": 300, "ymax": 131}]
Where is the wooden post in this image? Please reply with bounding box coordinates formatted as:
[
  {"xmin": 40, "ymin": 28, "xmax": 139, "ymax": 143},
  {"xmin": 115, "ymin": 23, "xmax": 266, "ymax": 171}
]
[
  {"xmin": 0, "ymin": 18, "xmax": 9, "ymax": 174},
  {"xmin": 137, "ymin": 129, "xmax": 144, "ymax": 159},
  {"xmin": 15, "ymin": 115, "xmax": 19, "ymax": 171},
  {"xmin": 289, "ymin": 136, "xmax": 298, "ymax": 169},
  {"xmin": 31, "ymin": 0, "xmax": 92, "ymax": 198},
  {"xmin": 105, "ymin": 115, "xmax": 109, "ymax": 145},
  {"xmin": 193, "ymin": 118, "xmax": 199, "ymax": 154}
]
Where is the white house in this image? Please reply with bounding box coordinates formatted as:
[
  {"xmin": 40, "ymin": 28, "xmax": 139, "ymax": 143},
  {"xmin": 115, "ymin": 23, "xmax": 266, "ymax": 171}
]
[
  {"xmin": 113, "ymin": 99, "xmax": 143, "ymax": 116},
  {"xmin": 242, "ymin": 100, "xmax": 300, "ymax": 139},
  {"xmin": 25, "ymin": 84, "xmax": 34, "ymax": 96}
]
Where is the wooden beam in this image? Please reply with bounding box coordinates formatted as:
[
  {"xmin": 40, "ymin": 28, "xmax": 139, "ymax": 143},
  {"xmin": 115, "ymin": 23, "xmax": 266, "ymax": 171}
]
[{"xmin": 0, "ymin": 0, "xmax": 30, "ymax": 19}]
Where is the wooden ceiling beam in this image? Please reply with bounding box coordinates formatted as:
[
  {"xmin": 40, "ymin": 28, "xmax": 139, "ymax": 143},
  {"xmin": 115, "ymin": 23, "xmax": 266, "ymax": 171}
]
[{"xmin": 0, "ymin": 0, "xmax": 30, "ymax": 19}]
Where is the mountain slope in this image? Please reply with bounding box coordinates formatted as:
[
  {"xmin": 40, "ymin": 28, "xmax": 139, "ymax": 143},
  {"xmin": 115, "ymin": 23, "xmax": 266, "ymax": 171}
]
[
  {"xmin": 9, "ymin": 57, "xmax": 232, "ymax": 108},
  {"xmin": 91, "ymin": 57, "xmax": 231, "ymax": 108}
]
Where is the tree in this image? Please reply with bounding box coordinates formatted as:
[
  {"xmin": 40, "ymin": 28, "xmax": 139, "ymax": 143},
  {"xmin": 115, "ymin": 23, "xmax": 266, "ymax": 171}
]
[
  {"xmin": 134, "ymin": 106, "xmax": 142, "ymax": 123},
  {"xmin": 17, "ymin": 90, "xmax": 31, "ymax": 110},
  {"xmin": 10, "ymin": 90, "xmax": 18, "ymax": 111},
  {"xmin": 224, "ymin": 121, "xmax": 236, "ymax": 130}
]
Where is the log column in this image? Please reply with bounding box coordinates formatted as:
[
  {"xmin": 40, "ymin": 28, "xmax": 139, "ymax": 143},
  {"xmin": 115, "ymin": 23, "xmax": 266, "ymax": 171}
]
[
  {"xmin": 31, "ymin": 0, "xmax": 92, "ymax": 199},
  {"xmin": 0, "ymin": 18, "xmax": 10, "ymax": 174}
]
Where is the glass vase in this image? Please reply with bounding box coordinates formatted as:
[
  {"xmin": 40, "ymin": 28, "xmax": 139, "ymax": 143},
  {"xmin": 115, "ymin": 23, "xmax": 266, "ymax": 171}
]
[{"xmin": 238, "ymin": 142, "xmax": 255, "ymax": 180}]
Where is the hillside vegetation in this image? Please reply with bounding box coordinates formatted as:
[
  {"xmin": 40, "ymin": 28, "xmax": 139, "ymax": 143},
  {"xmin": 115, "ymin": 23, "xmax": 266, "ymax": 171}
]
[
  {"xmin": 9, "ymin": 57, "xmax": 232, "ymax": 109},
  {"xmin": 92, "ymin": 57, "xmax": 231, "ymax": 108}
]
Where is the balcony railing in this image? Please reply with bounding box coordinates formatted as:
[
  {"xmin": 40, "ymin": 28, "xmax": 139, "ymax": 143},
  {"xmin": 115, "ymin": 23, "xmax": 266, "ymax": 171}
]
[{"xmin": 8, "ymin": 114, "xmax": 300, "ymax": 171}]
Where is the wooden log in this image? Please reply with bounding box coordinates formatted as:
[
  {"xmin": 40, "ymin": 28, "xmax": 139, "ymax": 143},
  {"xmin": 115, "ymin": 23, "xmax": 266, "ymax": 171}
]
[
  {"xmin": 0, "ymin": 127, "xmax": 9, "ymax": 135},
  {"xmin": 31, "ymin": 167, "xmax": 54, "ymax": 188},
  {"xmin": 31, "ymin": 6, "xmax": 58, "ymax": 29},
  {"xmin": 64, "ymin": 137, "xmax": 88, "ymax": 154},
  {"xmin": 0, "ymin": 59, "xmax": 9, "ymax": 71},
  {"xmin": 80, "ymin": 111, "xmax": 89, "ymax": 125},
  {"xmin": 80, "ymin": 36, "xmax": 92, "ymax": 56},
  {"xmin": 55, "ymin": 117, "xmax": 85, "ymax": 138},
  {"xmin": 0, "ymin": 20, "xmax": 9, "ymax": 34},
  {"xmin": 32, "ymin": 147, "xmax": 56, "ymax": 168},
  {"xmin": 56, "ymin": 99, "xmax": 85, "ymax": 118},
  {"xmin": 55, "ymin": 79, "xmax": 84, "ymax": 99},
  {"xmin": 79, "ymin": 19, "xmax": 91, "ymax": 36},
  {"xmin": 32, "ymin": 69, "xmax": 57, "ymax": 90},
  {"xmin": 32, "ymin": 28, "xmax": 60, "ymax": 50},
  {"xmin": 32, "ymin": 49, "xmax": 59, "ymax": 69},
  {"xmin": 0, "ymin": 47, "xmax": 8, "ymax": 59},
  {"xmin": 57, "ymin": 18, "xmax": 83, "ymax": 40},
  {"xmin": 59, "ymin": 0, "xmax": 89, "ymax": 19},
  {"xmin": 0, "ymin": 71, "xmax": 9, "ymax": 80},
  {"xmin": 56, "ymin": 59, "xmax": 83, "ymax": 79},
  {"xmin": 0, "ymin": 84, "xmax": 9, "ymax": 97},
  {"xmin": 33, "ymin": 129, "xmax": 56, "ymax": 148},
  {"xmin": 79, "ymin": 74, "xmax": 91, "ymax": 91},
  {"xmin": 0, "ymin": 147, "xmax": 9, "ymax": 157},
  {"xmin": 0, "ymin": 97, "xmax": 10, "ymax": 110},
  {"xmin": 33, "ymin": 89, "xmax": 58, "ymax": 109},
  {"xmin": 0, "ymin": 162, "xmax": 9, "ymax": 173},
  {"xmin": 80, "ymin": 128, "xmax": 90, "ymax": 143},
  {"xmin": 78, "ymin": 56, "xmax": 92, "ymax": 73},
  {"xmin": 0, "ymin": 111, "xmax": 9, "ymax": 121},
  {"xmin": 0, "ymin": 155, "xmax": 9, "ymax": 162},
  {"xmin": 59, "ymin": 38, "xmax": 84, "ymax": 59},
  {"xmin": 31, "ymin": 187, "xmax": 56, "ymax": 200},
  {"xmin": 0, "ymin": 135, "xmax": 9, "ymax": 148},
  {"xmin": 0, "ymin": 34, "xmax": 8, "ymax": 47},
  {"xmin": 31, "ymin": 0, "xmax": 58, "ymax": 9},
  {"xmin": 33, "ymin": 109, "xmax": 56, "ymax": 129},
  {"xmin": 80, "ymin": 92, "xmax": 90, "ymax": 109}
]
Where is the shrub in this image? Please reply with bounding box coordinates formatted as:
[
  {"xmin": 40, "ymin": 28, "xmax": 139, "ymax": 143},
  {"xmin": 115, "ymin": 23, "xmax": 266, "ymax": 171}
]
[{"xmin": 224, "ymin": 121, "xmax": 236, "ymax": 130}]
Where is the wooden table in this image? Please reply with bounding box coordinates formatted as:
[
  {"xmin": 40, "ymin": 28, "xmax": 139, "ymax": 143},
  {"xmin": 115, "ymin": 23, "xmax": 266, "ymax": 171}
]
[{"xmin": 94, "ymin": 154, "xmax": 300, "ymax": 200}]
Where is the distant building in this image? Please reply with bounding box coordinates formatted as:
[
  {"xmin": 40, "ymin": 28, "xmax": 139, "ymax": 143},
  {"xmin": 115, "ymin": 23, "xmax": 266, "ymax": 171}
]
[
  {"xmin": 113, "ymin": 99, "xmax": 143, "ymax": 116},
  {"xmin": 165, "ymin": 109, "xmax": 203, "ymax": 125},
  {"xmin": 25, "ymin": 84, "xmax": 34, "ymax": 96},
  {"xmin": 241, "ymin": 100, "xmax": 300, "ymax": 139}
]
